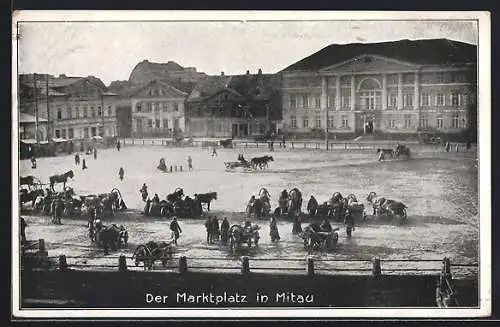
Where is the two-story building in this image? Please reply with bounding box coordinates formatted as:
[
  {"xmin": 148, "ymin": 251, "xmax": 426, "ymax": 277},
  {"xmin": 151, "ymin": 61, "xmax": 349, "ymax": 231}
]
[
  {"xmin": 280, "ymin": 38, "xmax": 477, "ymax": 140},
  {"xmin": 185, "ymin": 70, "xmax": 282, "ymax": 138},
  {"xmin": 19, "ymin": 74, "xmax": 119, "ymax": 141},
  {"xmin": 116, "ymin": 79, "xmax": 195, "ymax": 137}
]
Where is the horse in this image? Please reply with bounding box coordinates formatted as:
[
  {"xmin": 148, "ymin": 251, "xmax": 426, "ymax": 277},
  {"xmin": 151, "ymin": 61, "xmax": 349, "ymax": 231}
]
[
  {"xmin": 394, "ymin": 144, "xmax": 411, "ymax": 159},
  {"xmin": 248, "ymin": 197, "xmax": 264, "ymax": 219},
  {"xmin": 194, "ymin": 192, "xmax": 217, "ymax": 211},
  {"xmin": 49, "ymin": 170, "xmax": 74, "ymax": 192},
  {"xmin": 376, "ymin": 148, "xmax": 394, "ymax": 161},
  {"xmin": 366, "ymin": 191, "xmax": 408, "ymax": 222},
  {"xmin": 289, "ymin": 188, "xmax": 303, "ymax": 214},
  {"xmin": 250, "ymin": 156, "xmax": 274, "ymax": 170}
]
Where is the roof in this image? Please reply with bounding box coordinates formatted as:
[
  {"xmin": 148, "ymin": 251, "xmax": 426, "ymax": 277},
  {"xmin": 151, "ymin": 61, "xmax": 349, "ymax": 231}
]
[
  {"xmin": 116, "ymin": 79, "xmax": 193, "ymax": 98},
  {"xmin": 19, "ymin": 113, "xmax": 48, "ymax": 123},
  {"xmin": 186, "ymin": 75, "xmax": 233, "ymax": 101},
  {"xmin": 282, "ymin": 38, "xmax": 477, "ymax": 72}
]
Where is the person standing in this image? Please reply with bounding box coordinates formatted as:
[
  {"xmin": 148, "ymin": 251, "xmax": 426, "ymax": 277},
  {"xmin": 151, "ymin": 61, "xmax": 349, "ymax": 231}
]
[
  {"xmin": 292, "ymin": 213, "xmax": 302, "ymax": 235},
  {"xmin": 93, "ymin": 147, "xmax": 98, "ymax": 159},
  {"xmin": 140, "ymin": 183, "xmax": 148, "ymax": 202},
  {"xmin": 170, "ymin": 217, "xmax": 182, "ymax": 245},
  {"xmin": 270, "ymin": 216, "xmax": 280, "ymax": 242},
  {"xmin": 282, "ymin": 135, "xmax": 286, "ymax": 148},
  {"xmin": 82, "ymin": 158, "xmax": 88, "ymax": 170},
  {"xmin": 187, "ymin": 156, "xmax": 193, "ymax": 171},
  {"xmin": 31, "ymin": 156, "xmax": 37, "ymax": 169},
  {"xmin": 205, "ymin": 216, "xmax": 213, "ymax": 244},
  {"xmin": 116, "ymin": 140, "xmax": 121, "ymax": 152},
  {"xmin": 75, "ymin": 153, "xmax": 80, "ymax": 166},
  {"xmin": 119, "ymin": 167, "xmax": 124, "ymax": 181},
  {"xmin": 212, "ymin": 147, "xmax": 218, "ymax": 157},
  {"xmin": 221, "ymin": 217, "xmax": 230, "ymax": 245}
]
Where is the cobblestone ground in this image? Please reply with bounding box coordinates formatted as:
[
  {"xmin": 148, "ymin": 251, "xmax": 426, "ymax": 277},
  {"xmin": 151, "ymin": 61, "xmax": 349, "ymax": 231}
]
[{"xmin": 18, "ymin": 145, "xmax": 479, "ymax": 277}]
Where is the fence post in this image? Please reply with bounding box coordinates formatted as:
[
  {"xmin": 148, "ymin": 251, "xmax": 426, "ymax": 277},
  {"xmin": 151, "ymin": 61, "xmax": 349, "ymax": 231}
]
[
  {"xmin": 372, "ymin": 257, "xmax": 381, "ymax": 277},
  {"xmin": 178, "ymin": 256, "xmax": 188, "ymax": 274},
  {"xmin": 344, "ymin": 143, "xmax": 347, "ymax": 150},
  {"xmin": 118, "ymin": 255, "xmax": 127, "ymax": 272},
  {"xmin": 443, "ymin": 257, "xmax": 452, "ymax": 280},
  {"xmin": 306, "ymin": 256, "xmax": 315, "ymax": 276},
  {"xmin": 58, "ymin": 255, "xmax": 67, "ymax": 271},
  {"xmin": 241, "ymin": 256, "xmax": 250, "ymax": 275}
]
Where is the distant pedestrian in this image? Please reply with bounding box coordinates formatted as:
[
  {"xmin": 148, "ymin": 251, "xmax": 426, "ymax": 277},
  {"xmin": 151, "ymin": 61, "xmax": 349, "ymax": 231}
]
[
  {"xmin": 205, "ymin": 216, "xmax": 213, "ymax": 244},
  {"xmin": 188, "ymin": 156, "xmax": 193, "ymax": 171},
  {"xmin": 466, "ymin": 140, "xmax": 471, "ymax": 152},
  {"xmin": 119, "ymin": 167, "xmax": 124, "ymax": 181},
  {"xmin": 212, "ymin": 147, "xmax": 218, "ymax": 157},
  {"xmin": 282, "ymin": 135, "xmax": 286, "ymax": 148},
  {"xmin": 221, "ymin": 217, "xmax": 230, "ymax": 245},
  {"xmin": 116, "ymin": 140, "xmax": 121, "ymax": 152},
  {"xmin": 170, "ymin": 217, "xmax": 182, "ymax": 245},
  {"xmin": 445, "ymin": 141, "xmax": 451, "ymax": 152},
  {"xmin": 31, "ymin": 156, "xmax": 37, "ymax": 169},
  {"xmin": 455, "ymin": 144, "xmax": 460, "ymax": 152},
  {"xmin": 82, "ymin": 158, "xmax": 88, "ymax": 170},
  {"xmin": 270, "ymin": 216, "xmax": 280, "ymax": 242},
  {"xmin": 93, "ymin": 147, "xmax": 97, "ymax": 159},
  {"xmin": 75, "ymin": 153, "xmax": 80, "ymax": 165}
]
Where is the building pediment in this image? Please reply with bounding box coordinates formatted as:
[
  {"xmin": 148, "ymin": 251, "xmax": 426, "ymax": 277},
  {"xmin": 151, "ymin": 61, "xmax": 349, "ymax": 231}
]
[
  {"xmin": 132, "ymin": 81, "xmax": 187, "ymax": 98},
  {"xmin": 319, "ymin": 54, "xmax": 420, "ymax": 74}
]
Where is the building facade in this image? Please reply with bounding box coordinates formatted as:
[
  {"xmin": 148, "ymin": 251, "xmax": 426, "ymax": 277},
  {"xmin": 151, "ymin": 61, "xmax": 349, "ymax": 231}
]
[
  {"xmin": 19, "ymin": 113, "xmax": 48, "ymax": 141},
  {"xmin": 118, "ymin": 80, "xmax": 191, "ymax": 137},
  {"xmin": 185, "ymin": 70, "xmax": 282, "ymax": 138},
  {"xmin": 281, "ymin": 39, "xmax": 477, "ymax": 140},
  {"xmin": 19, "ymin": 74, "xmax": 118, "ymax": 141}
]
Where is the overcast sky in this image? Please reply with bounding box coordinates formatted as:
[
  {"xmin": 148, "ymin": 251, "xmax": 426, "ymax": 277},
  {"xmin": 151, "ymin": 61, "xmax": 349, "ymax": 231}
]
[{"xmin": 17, "ymin": 19, "xmax": 478, "ymax": 86}]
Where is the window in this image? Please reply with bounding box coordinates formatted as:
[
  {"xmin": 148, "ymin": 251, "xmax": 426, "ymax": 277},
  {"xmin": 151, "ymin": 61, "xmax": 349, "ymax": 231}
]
[
  {"xmin": 67, "ymin": 106, "xmax": 72, "ymax": 119},
  {"xmin": 327, "ymin": 94, "xmax": 335, "ymax": 108},
  {"xmin": 61, "ymin": 129, "xmax": 67, "ymax": 139},
  {"xmin": 68, "ymin": 128, "xmax": 74, "ymax": 139},
  {"xmin": 155, "ymin": 119, "xmax": 160, "ymax": 129},
  {"xmin": 462, "ymin": 94, "xmax": 469, "ymax": 107},
  {"xmin": 452, "ymin": 115, "xmax": 459, "ymax": 128},
  {"xmin": 328, "ymin": 118, "xmax": 334, "ymax": 129},
  {"xmin": 419, "ymin": 118, "xmax": 429, "ymax": 128},
  {"xmin": 314, "ymin": 96, "xmax": 321, "ymax": 108},
  {"xmin": 436, "ymin": 72, "xmax": 445, "ymax": 83},
  {"xmin": 173, "ymin": 103, "xmax": 179, "ymax": 112},
  {"xmin": 57, "ymin": 109, "xmax": 62, "ymax": 120},
  {"xmin": 107, "ymin": 105, "xmax": 112, "ymax": 116},
  {"xmin": 420, "ymin": 93, "xmax": 430, "ymax": 106},
  {"xmin": 302, "ymin": 116, "xmax": 309, "ymax": 128},
  {"xmin": 388, "ymin": 94, "xmax": 397, "ymax": 107},
  {"xmin": 99, "ymin": 127, "xmax": 104, "ymax": 136},
  {"xmin": 436, "ymin": 93, "xmax": 445, "ymax": 106},
  {"xmin": 436, "ymin": 117, "xmax": 444, "ymax": 128},
  {"xmin": 84, "ymin": 128, "xmax": 89, "ymax": 138},
  {"xmin": 136, "ymin": 103, "xmax": 142, "ymax": 112},
  {"xmin": 450, "ymin": 93, "xmax": 460, "ymax": 106},
  {"xmin": 163, "ymin": 119, "xmax": 168, "ymax": 129},
  {"xmin": 83, "ymin": 107, "xmax": 88, "ymax": 117},
  {"xmin": 302, "ymin": 95, "xmax": 309, "ymax": 108},
  {"xmin": 290, "ymin": 116, "xmax": 297, "ymax": 128},
  {"xmin": 386, "ymin": 74, "xmax": 398, "ymax": 85},
  {"xmin": 55, "ymin": 129, "xmax": 60, "ymax": 138},
  {"xmin": 91, "ymin": 127, "xmax": 97, "ymax": 137},
  {"xmin": 147, "ymin": 103, "xmax": 152, "ymax": 112},
  {"xmin": 97, "ymin": 106, "xmax": 102, "ymax": 117},
  {"xmin": 148, "ymin": 119, "xmax": 153, "ymax": 128},
  {"xmin": 341, "ymin": 90, "xmax": 350, "ymax": 109},
  {"xmin": 403, "ymin": 93, "xmax": 413, "ymax": 107},
  {"xmin": 388, "ymin": 119, "xmax": 396, "ymax": 129},
  {"xmin": 289, "ymin": 95, "xmax": 297, "ymax": 109},
  {"xmin": 315, "ymin": 116, "xmax": 321, "ymax": 128},
  {"xmin": 75, "ymin": 107, "xmax": 80, "ymax": 118},
  {"xmin": 404, "ymin": 117, "xmax": 412, "ymax": 129},
  {"xmin": 460, "ymin": 118, "xmax": 467, "ymax": 128},
  {"xmin": 341, "ymin": 116, "xmax": 348, "ymax": 128},
  {"xmin": 158, "ymin": 88, "xmax": 163, "ymax": 96}
]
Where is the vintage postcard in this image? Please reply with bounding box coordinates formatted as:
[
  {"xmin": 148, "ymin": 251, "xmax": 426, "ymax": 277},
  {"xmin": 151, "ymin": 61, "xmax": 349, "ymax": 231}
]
[{"xmin": 11, "ymin": 11, "xmax": 491, "ymax": 319}]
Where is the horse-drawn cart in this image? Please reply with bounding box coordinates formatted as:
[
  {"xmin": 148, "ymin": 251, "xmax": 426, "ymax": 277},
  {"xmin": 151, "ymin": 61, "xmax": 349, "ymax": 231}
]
[
  {"xmin": 132, "ymin": 240, "xmax": 175, "ymax": 270},
  {"xmin": 228, "ymin": 224, "xmax": 260, "ymax": 254},
  {"xmin": 301, "ymin": 224, "xmax": 339, "ymax": 252}
]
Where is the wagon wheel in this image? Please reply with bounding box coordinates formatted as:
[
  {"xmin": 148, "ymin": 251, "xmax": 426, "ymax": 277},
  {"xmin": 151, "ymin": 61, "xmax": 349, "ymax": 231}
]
[{"xmin": 399, "ymin": 207, "xmax": 408, "ymax": 222}]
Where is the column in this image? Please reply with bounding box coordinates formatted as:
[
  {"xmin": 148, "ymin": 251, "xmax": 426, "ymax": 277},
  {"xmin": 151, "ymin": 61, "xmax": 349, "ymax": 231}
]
[
  {"xmin": 382, "ymin": 74, "xmax": 388, "ymax": 110},
  {"xmin": 350, "ymin": 75, "xmax": 356, "ymax": 111},
  {"xmin": 414, "ymin": 71, "xmax": 420, "ymax": 110},
  {"xmin": 335, "ymin": 75, "xmax": 341, "ymax": 110},
  {"xmin": 397, "ymin": 73, "xmax": 403, "ymax": 110},
  {"xmin": 321, "ymin": 76, "xmax": 328, "ymax": 111}
]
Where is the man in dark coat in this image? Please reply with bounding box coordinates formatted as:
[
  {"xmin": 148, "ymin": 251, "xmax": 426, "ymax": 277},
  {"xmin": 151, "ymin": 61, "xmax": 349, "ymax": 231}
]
[
  {"xmin": 170, "ymin": 217, "xmax": 182, "ymax": 245},
  {"xmin": 116, "ymin": 141, "xmax": 121, "ymax": 151},
  {"xmin": 221, "ymin": 217, "xmax": 230, "ymax": 244},
  {"xmin": 205, "ymin": 216, "xmax": 213, "ymax": 244},
  {"xmin": 307, "ymin": 195, "xmax": 318, "ymax": 216},
  {"xmin": 211, "ymin": 216, "xmax": 220, "ymax": 243}
]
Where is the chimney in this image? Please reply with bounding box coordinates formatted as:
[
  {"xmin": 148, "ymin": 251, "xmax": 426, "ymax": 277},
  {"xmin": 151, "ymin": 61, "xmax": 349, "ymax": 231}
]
[
  {"xmin": 246, "ymin": 70, "xmax": 250, "ymax": 75},
  {"xmin": 221, "ymin": 71, "xmax": 225, "ymax": 77},
  {"xmin": 258, "ymin": 68, "xmax": 262, "ymax": 75}
]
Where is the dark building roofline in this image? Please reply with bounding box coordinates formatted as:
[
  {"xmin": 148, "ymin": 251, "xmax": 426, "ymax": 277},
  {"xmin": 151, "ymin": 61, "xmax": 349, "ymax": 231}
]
[{"xmin": 281, "ymin": 38, "xmax": 477, "ymax": 72}]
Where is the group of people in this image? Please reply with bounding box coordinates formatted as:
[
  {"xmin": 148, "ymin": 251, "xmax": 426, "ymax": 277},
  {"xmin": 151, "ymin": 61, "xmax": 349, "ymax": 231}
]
[
  {"xmin": 74, "ymin": 147, "xmax": 97, "ymax": 170},
  {"xmin": 204, "ymin": 216, "xmax": 230, "ymax": 244}
]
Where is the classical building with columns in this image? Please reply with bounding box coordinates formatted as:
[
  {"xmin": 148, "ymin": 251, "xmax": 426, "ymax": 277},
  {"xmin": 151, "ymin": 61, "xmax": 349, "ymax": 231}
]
[{"xmin": 280, "ymin": 39, "xmax": 477, "ymax": 139}]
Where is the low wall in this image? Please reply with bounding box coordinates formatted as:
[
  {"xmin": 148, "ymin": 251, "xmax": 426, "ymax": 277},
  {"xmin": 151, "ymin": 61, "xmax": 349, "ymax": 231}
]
[{"xmin": 21, "ymin": 270, "xmax": 478, "ymax": 308}]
